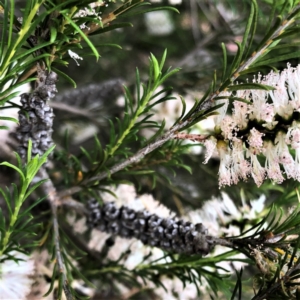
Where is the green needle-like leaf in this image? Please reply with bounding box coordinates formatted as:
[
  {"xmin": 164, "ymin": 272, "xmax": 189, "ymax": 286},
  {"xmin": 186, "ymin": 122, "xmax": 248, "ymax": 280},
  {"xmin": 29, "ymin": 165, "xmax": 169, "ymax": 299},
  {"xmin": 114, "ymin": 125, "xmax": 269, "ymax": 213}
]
[{"xmin": 62, "ymin": 13, "xmax": 100, "ymax": 60}]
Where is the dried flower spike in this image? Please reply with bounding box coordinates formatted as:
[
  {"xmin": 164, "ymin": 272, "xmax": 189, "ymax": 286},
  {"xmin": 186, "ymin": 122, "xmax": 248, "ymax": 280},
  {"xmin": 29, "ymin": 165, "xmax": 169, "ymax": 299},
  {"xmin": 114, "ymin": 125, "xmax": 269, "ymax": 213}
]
[
  {"xmin": 16, "ymin": 65, "xmax": 57, "ymax": 160},
  {"xmin": 87, "ymin": 199, "xmax": 215, "ymax": 256}
]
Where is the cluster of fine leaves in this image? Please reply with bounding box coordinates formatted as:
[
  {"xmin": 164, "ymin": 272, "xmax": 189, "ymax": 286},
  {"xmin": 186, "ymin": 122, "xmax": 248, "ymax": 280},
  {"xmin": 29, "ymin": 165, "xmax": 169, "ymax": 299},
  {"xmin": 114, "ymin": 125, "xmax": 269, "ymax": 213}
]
[{"xmin": 0, "ymin": 141, "xmax": 54, "ymax": 258}]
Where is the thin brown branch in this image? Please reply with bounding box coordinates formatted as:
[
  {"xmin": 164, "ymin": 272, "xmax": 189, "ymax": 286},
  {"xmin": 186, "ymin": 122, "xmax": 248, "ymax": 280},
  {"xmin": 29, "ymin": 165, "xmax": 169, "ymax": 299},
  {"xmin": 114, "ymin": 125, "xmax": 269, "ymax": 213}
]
[
  {"xmin": 39, "ymin": 169, "xmax": 74, "ymax": 300},
  {"xmin": 173, "ymin": 133, "xmax": 208, "ymax": 142},
  {"xmin": 206, "ymin": 236, "xmax": 235, "ymax": 248},
  {"xmin": 16, "ymin": 65, "xmax": 37, "ymax": 84},
  {"xmin": 57, "ymin": 122, "xmax": 182, "ymax": 198},
  {"xmin": 82, "ymin": 0, "xmax": 144, "ymax": 35},
  {"xmin": 60, "ymin": 196, "xmax": 88, "ymax": 215},
  {"xmin": 49, "ymin": 101, "xmax": 93, "ymax": 118},
  {"xmin": 49, "ymin": 102, "xmax": 103, "ymax": 125}
]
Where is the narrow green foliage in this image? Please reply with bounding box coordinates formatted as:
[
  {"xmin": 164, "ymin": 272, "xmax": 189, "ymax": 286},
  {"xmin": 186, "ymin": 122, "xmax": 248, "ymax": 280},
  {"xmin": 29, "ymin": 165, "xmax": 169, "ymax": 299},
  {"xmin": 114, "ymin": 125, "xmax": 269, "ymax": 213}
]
[
  {"xmin": 0, "ymin": 116, "xmax": 18, "ymax": 129},
  {"xmin": 226, "ymin": 83, "xmax": 276, "ymax": 91},
  {"xmin": 231, "ymin": 269, "xmax": 243, "ymax": 300},
  {"xmin": 183, "ymin": 82, "xmax": 213, "ymax": 118},
  {"xmin": 150, "ymin": 53, "xmax": 160, "ymax": 81},
  {"xmin": 221, "ymin": 42, "xmax": 227, "ymax": 82},
  {"xmin": 254, "ymin": 50, "xmax": 300, "ymax": 66},
  {"xmin": 228, "ymin": 41, "xmax": 243, "ymax": 78},
  {"xmin": 62, "ymin": 13, "xmax": 100, "ymax": 60},
  {"xmin": 84, "ymin": 50, "xmax": 180, "ymax": 178},
  {"xmin": 51, "ymin": 67, "xmax": 77, "ymax": 87},
  {"xmin": 0, "ymin": 145, "xmax": 54, "ymax": 257},
  {"xmin": 241, "ymin": 0, "xmax": 258, "ymax": 61}
]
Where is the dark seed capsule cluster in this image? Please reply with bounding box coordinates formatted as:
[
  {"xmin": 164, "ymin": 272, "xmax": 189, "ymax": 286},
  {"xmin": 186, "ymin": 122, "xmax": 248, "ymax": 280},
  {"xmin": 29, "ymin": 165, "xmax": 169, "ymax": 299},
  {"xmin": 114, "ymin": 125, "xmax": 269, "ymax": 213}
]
[
  {"xmin": 87, "ymin": 199, "xmax": 215, "ymax": 256},
  {"xmin": 16, "ymin": 68, "xmax": 57, "ymax": 159}
]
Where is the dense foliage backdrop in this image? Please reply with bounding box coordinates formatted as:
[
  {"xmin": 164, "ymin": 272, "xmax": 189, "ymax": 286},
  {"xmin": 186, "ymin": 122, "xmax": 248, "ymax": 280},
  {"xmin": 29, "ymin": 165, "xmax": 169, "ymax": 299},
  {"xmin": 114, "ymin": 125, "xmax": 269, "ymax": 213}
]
[{"xmin": 1, "ymin": 1, "xmax": 300, "ymax": 299}]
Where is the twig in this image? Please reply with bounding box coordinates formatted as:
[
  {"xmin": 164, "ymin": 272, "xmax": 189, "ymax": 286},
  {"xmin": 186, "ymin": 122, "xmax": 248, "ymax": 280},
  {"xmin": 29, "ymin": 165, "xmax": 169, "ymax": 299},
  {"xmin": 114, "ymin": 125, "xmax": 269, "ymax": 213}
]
[
  {"xmin": 39, "ymin": 169, "xmax": 74, "ymax": 300},
  {"xmin": 49, "ymin": 101, "xmax": 105, "ymax": 126},
  {"xmin": 206, "ymin": 236, "xmax": 235, "ymax": 248},
  {"xmin": 57, "ymin": 123, "xmax": 181, "ymax": 197},
  {"xmin": 16, "ymin": 65, "xmax": 37, "ymax": 83},
  {"xmin": 173, "ymin": 133, "xmax": 208, "ymax": 142},
  {"xmin": 81, "ymin": 1, "xmax": 145, "ymax": 36},
  {"xmin": 60, "ymin": 196, "xmax": 88, "ymax": 215},
  {"xmin": 49, "ymin": 101, "xmax": 95, "ymax": 118}
]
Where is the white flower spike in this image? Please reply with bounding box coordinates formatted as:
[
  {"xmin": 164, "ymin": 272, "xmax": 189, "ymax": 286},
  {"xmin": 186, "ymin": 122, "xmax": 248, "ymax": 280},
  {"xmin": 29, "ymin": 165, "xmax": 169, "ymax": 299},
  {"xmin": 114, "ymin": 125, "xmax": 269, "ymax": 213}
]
[{"xmin": 203, "ymin": 64, "xmax": 300, "ymax": 187}]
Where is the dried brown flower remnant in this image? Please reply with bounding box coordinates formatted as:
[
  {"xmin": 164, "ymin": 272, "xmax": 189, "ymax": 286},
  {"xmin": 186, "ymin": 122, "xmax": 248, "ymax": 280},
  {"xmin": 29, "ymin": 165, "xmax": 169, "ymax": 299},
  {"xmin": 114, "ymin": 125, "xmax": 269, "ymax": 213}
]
[
  {"xmin": 16, "ymin": 66, "xmax": 57, "ymax": 159},
  {"xmin": 87, "ymin": 199, "xmax": 215, "ymax": 255}
]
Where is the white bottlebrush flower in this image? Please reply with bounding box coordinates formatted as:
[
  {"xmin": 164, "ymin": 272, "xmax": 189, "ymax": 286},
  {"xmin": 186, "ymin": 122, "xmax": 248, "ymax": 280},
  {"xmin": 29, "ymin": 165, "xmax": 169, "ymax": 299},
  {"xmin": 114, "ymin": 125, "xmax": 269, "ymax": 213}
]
[
  {"xmin": 247, "ymin": 148, "xmax": 265, "ymax": 187},
  {"xmin": 0, "ymin": 251, "xmax": 35, "ymax": 300},
  {"xmin": 275, "ymin": 131, "xmax": 295, "ymax": 178},
  {"xmin": 87, "ymin": 185, "xmax": 267, "ymax": 299},
  {"xmin": 216, "ymin": 140, "xmax": 232, "ymax": 187},
  {"xmin": 204, "ymin": 64, "xmax": 300, "ymax": 187},
  {"xmin": 263, "ymin": 140, "xmax": 284, "ymax": 184},
  {"xmin": 232, "ymin": 99, "xmax": 249, "ymax": 130},
  {"xmin": 286, "ymin": 121, "xmax": 300, "ymax": 150},
  {"xmin": 247, "ymin": 128, "xmax": 264, "ymax": 152},
  {"xmin": 88, "ymin": 184, "xmax": 235, "ymax": 299},
  {"xmin": 89, "ymin": 183, "xmax": 174, "ymax": 268},
  {"xmin": 88, "ymin": 185, "xmax": 266, "ymax": 299},
  {"xmin": 230, "ymin": 139, "xmax": 251, "ymax": 183},
  {"xmin": 203, "ymin": 136, "xmax": 217, "ymax": 163}
]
